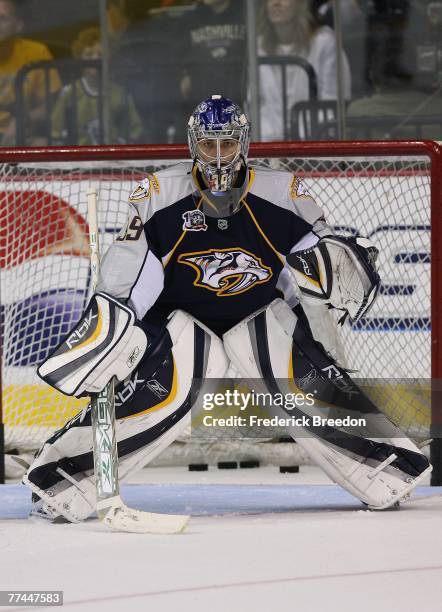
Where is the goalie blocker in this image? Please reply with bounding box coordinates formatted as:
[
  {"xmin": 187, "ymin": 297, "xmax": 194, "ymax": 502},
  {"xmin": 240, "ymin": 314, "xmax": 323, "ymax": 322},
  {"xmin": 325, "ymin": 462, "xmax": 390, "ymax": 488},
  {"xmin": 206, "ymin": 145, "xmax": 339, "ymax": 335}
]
[
  {"xmin": 38, "ymin": 292, "xmax": 152, "ymax": 397},
  {"xmin": 287, "ymin": 235, "xmax": 380, "ymax": 323}
]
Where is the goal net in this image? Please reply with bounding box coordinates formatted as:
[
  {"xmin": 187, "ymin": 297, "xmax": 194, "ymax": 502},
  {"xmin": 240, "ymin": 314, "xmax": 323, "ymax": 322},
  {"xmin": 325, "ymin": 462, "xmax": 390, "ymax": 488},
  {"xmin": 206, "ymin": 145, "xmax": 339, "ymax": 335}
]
[{"xmin": 1, "ymin": 142, "xmax": 440, "ymax": 474}]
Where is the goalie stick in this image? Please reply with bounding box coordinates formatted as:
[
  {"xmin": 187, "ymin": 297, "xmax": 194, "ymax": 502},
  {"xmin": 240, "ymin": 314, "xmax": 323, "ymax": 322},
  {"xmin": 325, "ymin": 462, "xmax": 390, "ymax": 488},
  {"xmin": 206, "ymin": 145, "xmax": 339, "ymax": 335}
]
[{"xmin": 87, "ymin": 188, "xmax": 189, "ymax": 534}]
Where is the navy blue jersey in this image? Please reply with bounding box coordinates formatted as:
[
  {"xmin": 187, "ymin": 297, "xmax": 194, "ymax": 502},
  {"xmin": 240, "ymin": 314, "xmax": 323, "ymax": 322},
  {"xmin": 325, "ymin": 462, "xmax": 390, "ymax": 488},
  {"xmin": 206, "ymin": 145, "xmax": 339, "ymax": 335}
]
[{"xmin": 97, "ymin": 163, "xmax": 328, "ymax": 335}]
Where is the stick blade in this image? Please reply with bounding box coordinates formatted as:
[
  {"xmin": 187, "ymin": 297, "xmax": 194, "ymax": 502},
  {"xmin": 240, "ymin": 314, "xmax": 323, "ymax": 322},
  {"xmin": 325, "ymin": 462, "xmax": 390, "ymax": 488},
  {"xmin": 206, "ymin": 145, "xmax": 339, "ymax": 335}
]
[{"xmin": 99, "ymin": 499, "xmax": 189, "ymax": 534}]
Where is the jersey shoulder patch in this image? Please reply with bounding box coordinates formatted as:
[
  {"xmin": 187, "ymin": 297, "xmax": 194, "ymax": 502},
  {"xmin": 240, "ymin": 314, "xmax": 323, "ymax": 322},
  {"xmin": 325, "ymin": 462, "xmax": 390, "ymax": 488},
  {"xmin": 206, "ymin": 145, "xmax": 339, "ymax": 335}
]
[
  {"xmin": 128, "ymin": 162, "xmax": 194, "ymax": 224},
  {"xmin": 128, "ymin": 174, "xmax": 160, "ymax": 203},
  {"xmin": 290, "ymin": 176, "xmax": 313, "ymax": 200}
]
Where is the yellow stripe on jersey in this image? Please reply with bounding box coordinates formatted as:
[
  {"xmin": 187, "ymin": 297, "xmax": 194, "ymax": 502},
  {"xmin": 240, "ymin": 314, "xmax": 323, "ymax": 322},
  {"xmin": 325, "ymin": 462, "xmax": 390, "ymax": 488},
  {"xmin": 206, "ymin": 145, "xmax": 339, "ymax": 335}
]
[
  {"xmin": 242, "ymin": 200, "xmax": 285, "ymax": 265},
  {"xmin": 163, "ymin": 197, "xmax": 203, "ymax": 268}
]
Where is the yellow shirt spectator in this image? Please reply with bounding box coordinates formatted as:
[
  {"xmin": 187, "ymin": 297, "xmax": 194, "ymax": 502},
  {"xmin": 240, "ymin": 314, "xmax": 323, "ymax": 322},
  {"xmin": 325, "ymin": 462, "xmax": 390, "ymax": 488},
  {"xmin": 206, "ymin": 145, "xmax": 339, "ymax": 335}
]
[
  {"xmin": 0, "ymin": 0, "xmax": 61, "ymax": 144},
  {"xmin": 0, "ymin": 37, "xmax": 60, "ymax": 134}
]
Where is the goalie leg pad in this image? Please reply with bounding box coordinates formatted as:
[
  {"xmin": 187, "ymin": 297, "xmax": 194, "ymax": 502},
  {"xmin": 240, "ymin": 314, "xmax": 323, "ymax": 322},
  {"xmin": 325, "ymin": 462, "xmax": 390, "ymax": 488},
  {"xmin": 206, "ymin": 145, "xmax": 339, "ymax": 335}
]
[
  {"xmin": 25, "ymin": 310, "xmax": 229, "ymax": 522},
  {"xmin": 38, "ymin": 292, "xmax": 149, "ymax": 396},
  {"xmin": 223, "ymin": 299, "xmax": 431, "ymax": 508}
]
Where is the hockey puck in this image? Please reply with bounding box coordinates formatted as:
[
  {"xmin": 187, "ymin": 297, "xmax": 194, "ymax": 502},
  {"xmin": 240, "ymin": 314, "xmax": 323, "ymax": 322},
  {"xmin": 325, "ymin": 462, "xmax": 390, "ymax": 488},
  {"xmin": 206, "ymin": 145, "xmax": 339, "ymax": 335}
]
[
  {"xmin": 188, "ymin": 464, "xmax": 208, "ymax": 471},
  {"xmin": 217, "ymin": 461, "xmax": 238, "ymax": 469},
  {"xmin": 239, "ymin": 460, "xmax": 260, "ymax": 468},
  {"xmin": 279, "ymin": 465, "xmax": 300, "ymax": 473}
]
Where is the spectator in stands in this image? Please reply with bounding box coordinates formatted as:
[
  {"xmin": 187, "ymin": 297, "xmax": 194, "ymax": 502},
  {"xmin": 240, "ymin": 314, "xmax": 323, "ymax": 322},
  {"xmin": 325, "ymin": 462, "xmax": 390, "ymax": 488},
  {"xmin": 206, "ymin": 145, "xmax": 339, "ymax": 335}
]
[
  {"xmin": 0, "ymin": 0, "xmax": 60, "ymax": 145},
  {"xmin": 258, "ymin": 0, "xmax": 351, "ymax": 141},
  {"xmin": 178, "ymin": 0, "xmax": 247, "ymax": 137},
  {"xmin": 312, "ymin": 0, "xmax": 367, "ymax": 97},
  {"xmin": 51, "ymin": 27, "xmax": 141, "ymax": 145}
]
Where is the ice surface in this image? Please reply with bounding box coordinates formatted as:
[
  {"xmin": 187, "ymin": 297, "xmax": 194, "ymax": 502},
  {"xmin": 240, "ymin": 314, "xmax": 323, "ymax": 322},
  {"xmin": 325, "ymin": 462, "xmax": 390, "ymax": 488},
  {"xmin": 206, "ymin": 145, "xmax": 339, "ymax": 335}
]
[{"xmin": 1, "ymin": 466, "xmax": 441, "ymax": 612}]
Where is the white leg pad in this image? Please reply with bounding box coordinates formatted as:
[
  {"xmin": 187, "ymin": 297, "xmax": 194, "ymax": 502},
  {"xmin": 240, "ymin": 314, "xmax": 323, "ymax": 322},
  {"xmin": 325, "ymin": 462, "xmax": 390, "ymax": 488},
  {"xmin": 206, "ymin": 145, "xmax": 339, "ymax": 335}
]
[
  {"xmin": 25, "ymin": 310, "xmax": 228, "ymax": 522},
  {"xmin": 223, "ymin": 299, "xmax": 431, "ymax": 509}
]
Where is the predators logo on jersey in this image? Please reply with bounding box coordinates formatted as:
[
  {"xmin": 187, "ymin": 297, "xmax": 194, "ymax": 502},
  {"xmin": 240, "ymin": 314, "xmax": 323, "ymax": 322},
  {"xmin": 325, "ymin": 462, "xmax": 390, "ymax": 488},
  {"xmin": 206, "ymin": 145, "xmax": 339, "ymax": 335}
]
[
  {"xmin": 178, "ymin": 248, "xmax": 272, "ymax": 296},
  {"xmin": 128, "ymin": 174, "xmax": 160, "ymax": 203},
  {"xmin": 290, "ymin": 176, "xmax": 313, "ymax": 200}
]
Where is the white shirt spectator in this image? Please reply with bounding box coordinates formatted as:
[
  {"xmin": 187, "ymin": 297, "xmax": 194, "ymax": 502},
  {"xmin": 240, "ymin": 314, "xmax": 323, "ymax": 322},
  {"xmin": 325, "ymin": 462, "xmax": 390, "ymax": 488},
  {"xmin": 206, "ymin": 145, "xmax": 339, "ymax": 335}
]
[{"xmin": 258, "ymin": 25, "xmax": 351, "ymax": 141}]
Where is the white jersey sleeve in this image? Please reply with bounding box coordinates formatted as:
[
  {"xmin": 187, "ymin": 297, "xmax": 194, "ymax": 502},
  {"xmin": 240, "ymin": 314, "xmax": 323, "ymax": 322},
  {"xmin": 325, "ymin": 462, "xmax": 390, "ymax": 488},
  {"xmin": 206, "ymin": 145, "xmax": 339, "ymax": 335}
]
[
  {"xmin": 288, "ymin": 176, "xmax": 333, "ymax": 250},
  {"xmin": 96, "ymin": 176, "xmax": 164, "ymax": 319},
  {"xmin": 96, "ymin": 164, "xmax": 194, "ymax": 319}
]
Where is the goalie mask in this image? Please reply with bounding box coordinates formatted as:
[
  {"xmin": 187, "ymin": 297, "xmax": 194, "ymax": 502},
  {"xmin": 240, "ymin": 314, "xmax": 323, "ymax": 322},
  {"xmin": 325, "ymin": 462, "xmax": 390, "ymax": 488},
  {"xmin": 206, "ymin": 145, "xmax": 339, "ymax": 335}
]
[{"xmin": 188, "ymin": 95, "xmax": 250, "ymax": 195}]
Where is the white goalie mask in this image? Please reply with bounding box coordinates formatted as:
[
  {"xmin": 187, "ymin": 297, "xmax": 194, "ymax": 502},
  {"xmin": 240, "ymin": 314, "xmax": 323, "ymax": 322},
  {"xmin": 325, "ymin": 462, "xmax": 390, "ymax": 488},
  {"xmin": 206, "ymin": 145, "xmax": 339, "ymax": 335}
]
[{"xmin": 188, "ymin": 95, "xmax": 251, "ymax": 193}]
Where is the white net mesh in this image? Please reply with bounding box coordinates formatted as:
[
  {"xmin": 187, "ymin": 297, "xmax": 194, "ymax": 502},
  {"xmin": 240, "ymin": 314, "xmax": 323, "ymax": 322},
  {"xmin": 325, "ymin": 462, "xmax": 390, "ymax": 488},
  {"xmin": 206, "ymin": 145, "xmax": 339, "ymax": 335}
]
[{"xmin": 0, "ymin": 148, "xmax": 432, "ymax": 458}]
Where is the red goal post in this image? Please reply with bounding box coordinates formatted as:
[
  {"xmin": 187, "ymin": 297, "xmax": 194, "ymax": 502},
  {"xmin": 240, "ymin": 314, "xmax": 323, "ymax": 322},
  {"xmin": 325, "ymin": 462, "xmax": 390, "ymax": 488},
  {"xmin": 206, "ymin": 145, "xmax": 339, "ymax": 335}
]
[{"xmin": 0, "ymin": 140, "xmax": 441, "ymax": 484}]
